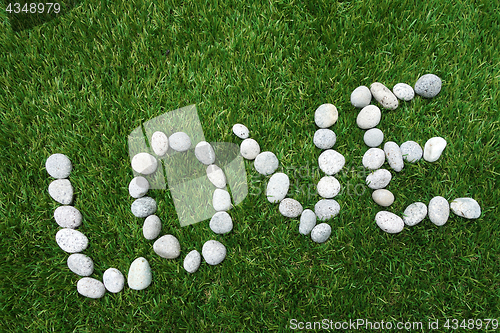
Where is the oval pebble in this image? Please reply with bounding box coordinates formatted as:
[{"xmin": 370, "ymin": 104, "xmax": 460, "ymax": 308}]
[
  {"xmin": 299, "ymin": 209, "xmax": 317, "ymax": 235},
  {"xmin": 403, "ymin": 202, "xmax": 427, "ymax": 226},
  {"xmin": 169, "ymin": 132, "xmax": 191, "ymax": 152},
  {"xmin": 103, "ymin": 268, "xmax": 125, "ymax": 293},
  {"xmin": 314, "ymin": 103, "xmax": 338, "ymax": 128},
  {"xmin": 151, "ymin": 131, "xmax": 169, "ymax": 157},
  {"xmin": 77, "ymin": 277, "xmax": 105, "ymax": 299},
  {"xmin": 45, "ymin": 153, "xmax": 72, "ymax": 179},
  {"xmin": 392, "ymin": 83, "xmax": 414, "ymax": 101},
  {"xmin": 314, "ymin": 199, "xmax": 340, "ymax": 221},
  {"xmin": 375, "ymin": 211, "xmax": 404, "ymax": 233},
  {"xmin": 414, "ymin": 74, "xmax": 442, "ymax": 98},
  {"xmin": 362, "ymin": 148, "xmax": 385, "ymax": 170},
  {"xmin": 183, "ymin": 250, "xmax": 202, "ymax": 273},
  {"xmin": 56, "ymin": 228, "xmax": 88, "ymax": 253},
  {"xmin": 128, "ymin": 176, "xmax": 150, "ymax": 198},
  {"xmin": 153, "ymin": 235, "xmax": 181, "ymax": 259},
  {"xmin": 213, "ymin": 189, "xmax": 231, "ymax": 211},
  {"xmin": 54, "ymin": 206, "xmax": 82, "ymax": 229},
  {"xmin": 202, "ymin": 240, "xmax": 226, "ymax": 266},
  {"xmin": 350, "ymin": 85, "xmax": 372, "ymax": 108},
  {"xmin": 67, "ymin": 253, "xmax": 94, "ymax": 276},
  {"xmin": 310, "ymin": 223, "xmax": 331, "ymax": 243},
  {"xmin": 318, "ymin": 150, "xmax": 345, "ymax": 175},
  {"xmin": 131, "ymin": 196, "xmax": 157, "ymax": 218},
  {"xmin": 254, "ymin": 151, "xmax": 279, "ymax": 175},
  {"xmin": 240, "ymin": 138, "xmax": 260, "ymax": 160},
  {"xmin": 232, "ymin": 124, "xmax": 249, "ymax": 139},
  {"xmin": 356, "ymin": 105, "xmax": 381, "ymax": 129},
  {"xmin": 366, "ymin": 169, "xmax": 392, "ymax": 189},
  {"xmin": 142, "ymin": 215, "xmax": 162, "ymax": 240},
  {"xmin": 450, "ymin": 198, "xmax": 481, "ymax": 219},
  {"xmin": 313, "ymin": 129, "xmax": 336, "ymax": 149},
  {"xmin": 372, "ymin": 189, "xmax": 395, "ymax": 207},
  {"xmin": 400, "ymin": 141, "xmax": 423, "ymax": 163},
  {"xmin": 423, "ymin": 137, "xmax": 447, "ymax": 162},
  {"xmin": 210, "ymin": 211, "xmax": 233, "ymax": 234},
  {"xmin": 48, "ymin": 179, "xmax": 73, "ymax": 205},
  {"xmin": 266, "ymin": 172, "xmax": 290, "ymax": 203},
  {"xmin": 363, "ymin": 128, "xmax": 384, "ymax": 147},
  {"xmin": 428, "ymin": 196, "xmax": 450, "ymax": 226},
  {"xmin": 316, "ymin": 176, "xmax": 341, "ymax": 198},
  {"xmin": 131, "ymin": 152, "xmax": 158, "ymax": 175},
  {"xmin": 384, "ymin": 141, "xmax": 404, "ymax": 172},
  {"xmin": 195, "ymin": 141, "xmax": 216, "ymax": 165},
  {"xmin": 206, "ymin": 164, "xmax": 227, "ymax": 188},
  {"xmin": 370, "ymin": 82, "xmax": 399, "ymax": 110},
  {"xmin": 127, "ymin": 257, "xmax": 152, "ymax": 290},
  {"xmin": 279, "ymin": 198, "xmax": 303, "ymax": 218}
]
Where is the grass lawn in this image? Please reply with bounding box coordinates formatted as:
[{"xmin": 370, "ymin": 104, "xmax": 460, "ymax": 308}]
[{"xmin": 1, "ymin": 0, "xmax": 499, "ymax": 331}]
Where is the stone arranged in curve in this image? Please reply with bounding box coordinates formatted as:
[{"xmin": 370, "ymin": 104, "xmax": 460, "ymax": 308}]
[
  {"xmin": 400, "ymin": 141, "xmax": 423, "ymax": 163},
  {"xmin": 202, "ymin": 240, "xmax": 227, "ymax": 266},
  {"xmin": 423, "ymin": 137, "xmax": 447, "ymax": 162},
  {"xmin": 414, "ymin": 74, "xmax": 442, "ymax": 98},
  {"xmin": 266, "ymin": 172, "xmax": 290, "ymax": 203},
  {"xmin": 183, "ymin": 250, "xmax": 202, "ymax": 273},
  {"xmin": 77, "ymin": 277, "xmax": 106, "ymax": 299},
  {"xmin": 350, "ymin": 85, "xmax": 372, "ymax": 108},
  {"xmin": 372, "ymin": 189, "xmax": 394, "ymax": 207},
  {"xmin": 356, "ymin": 105, "xmax": 381, "ymax": 130},
  {"xmin": 392, "ymin": 83, "xmax": 414, "ymax": 101},
  {"xmin": 428, "ymin": 196, "xmax": 450, "ymax": 226},
  {"xmin": 254, "ymin": 151, "xmax": 279, "ymax": 175},
  {"xmin": 48, "ymin": 179, "xmax": 73, "ymax": 205},
  {"xmin": 314, "ymin": 103, "xmax": 338, "ymax": 128},
  {"xmin": 45, "ymin": 153, "xmax": 72, "ymax": 179},
  {"xmin": 450, "ymin": 198, "xmax": 481, "ymax": 219},
  {"xmin": 363, "ymin": 128, "xmax": 384, "ymax": 148},
  {"xmin": 103, "ymin": 268, "xmax": 125, "ymax": 293},
  {"xmin": 54, "ymin": 206, "xmax": 82, "ymax": 229},
  {"xmin": 232, "ymin": 123, "xmax": 249, "ymax": 139},
  {"xmin": 375, "ymin": 211, "xmax": 404, "ymax": 233},
  {"xmin": 313, "ymin": 129, "xmax": 337, "ymax": 150},
  {"xmin": 402, "ymin": 202, "xmax": 427, "ymax": 226},
  {"xmin": 318, "ymin": 149, "xmax": 345, "ymax": 175},
  {"xmin": 384, "ymin": 141, "xmax": 404, "ymax": 172},
  {"xmin": 67, "ymin": 253, "xmax": 94, "ymax": 277},
  {"xmin": 128, "ymin": 257, "xmax": 152, "ymax": 291},
  {"xmin": 370, "ymin": 82, "xmax": 399, "ymax": 110}
]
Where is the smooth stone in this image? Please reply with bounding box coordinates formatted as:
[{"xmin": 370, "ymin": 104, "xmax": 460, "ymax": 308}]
[
  {"xmin": 450, "ymin": 198, "xmax": 481, "ymax": 219},
  {"xmin": 131, "ymin": 196, "xmax": 157, "ymax": 218},
  {"xmin": 254, "ymin": 151, "xmax": 279, "ymax": 175},
  {"xmin": 153, "ymin": 235, "xmax": 181, "ymax": 259},
  {"xmin": 202, "ymin": 240, "xmax": 226, "ymax": 265},
  {"xmin": 151, "ymin": 131, "xmax": 169, "ymax": 157},
  {"xmin": 103, "ymin": 268, "xmax": 125, "ymax": 293},
  {"xmin": 210, "ymin": 211, "xmax": 233, "ymax": 234},
  {"xmin": 183, "ymin": 250, "xmax": 202, "ymax": 273},
  {"xmin": 279, "ymin": 198, "xmax": 303, "ymax": 218},
  {"xmin": 131, "ymin": 152, "xmax": 158, "ymax": 175},
  {"xmin": 356, "ymin": 105, "xmax": 381, "ymax": 129},
  {"xmin": 316, "ymin": 176, "xmax": 341, "ymax": 198},
  {"xmin": 350, "ymin": 86, "xmax": 372, "ymax": 108},
  {"xmin": 313, "ymin": 129, "xmax": 336, "ymax": 149},
  {"xmin": 299, "ymin": 209, "xmax": 317, "ymax": 235},
  {"xmin": 232, "ymin": 124, "xmax": 249, "ymax": 139},
  {"xmin": 55, "ymin": 229, "xmax": 88, "ymax": 253},
  {"xmin": 54, "ymin": 206, "xmax": 82, "ymax": 229},
  {"xmin": 240, "ymin": 138, "xmax": 260, "ymax": 160},
  {"xmin": 370, "ymin": 82, "xmax": 399, "ymax": 110},
  {"xmin": 372, "ymin": 189, "xmax": 395, "ymax": 207},
  {"xmin": 423, "ymin": 137, "xmax": 447, "ymax": 162},
  {"xmin": 142, "ymin": 215, "xmax": 162, "ymax": 240},
  {"xmin": 384, "ymin": 141, "xmax": 404, "ymax": 172},
  {"xmin": 128, "ymin": 176, "xmax": 150, "ymax": 198},
  {"xmin": 366, "ymin": 169, "xmax": 392, "ymax": 189},
  {"xmin": 428, "ymin": 196, "xmax": 450, "ymax": 226},
  {"xmin": 213, "ymin": 188, "xmax": 231, "ymax": 211},
  {"xmin": 266, "ymin": 172, "xmax": 290, "ymax": 203},
  {"xmin": 318, "ymin": 150, "xmax": 345, "ymax": 175},
  {"xmin": 48, "ymin": 179, "xmax": 73, "ymax": 204},
  {"xmin": 403, "ymin": 202, "xmax": 427, "ymax": 226},
  {"xmin": 414, "ymin": 74, "xmax": 442, "ymax": 98},
  {"xmin": 314, "ymin": 199, "xmax": 340, "ymax": 221},
  {"xmin": 363, "ymin": 128, "xmax": 384, "ymax": 147},
  {"xmin": 375, "ymin": 211, "xmax": 404, "ymax": 233},
  {"xmin": 195, "ymin": 141, "xmax": 216, "ymax": 165},
  {"xmin": 310, "ymin": 223, "xmax": 331, "ymax": 243},
  {"xmin": 77, "ymin": 277, "xmax": 105, "ymax": 299},
  {"xmin": 45, "ymin": 153, "xmax": 72, "ymax": 179},
  {"xmin": 400, "ymin": 141, "xmax": 423, "ymax": 163},
  {"xmin": 392, "ymin": 83, "xmax": 415, "ymax": 101},
  {"xmin": 314, "ymin": 103, "xmax": 338, "ymax": 128},
  {"xmin": 169, "ymin": 132, "xmax": 191, "ymax": 152},
  {"xmin": 127, "ymin": 257, "xmax": 152, "ymax": 290},
  {"xmin": 206, "ymin": 164, "xmax": 227, "ymax": 188},
  {"xmin": 67, "ymin": 254, "xmax": 94, "ymax": 276},
  {"xmin": 362, "ymin": 148, "xmax": 385, "ymax": 170}
]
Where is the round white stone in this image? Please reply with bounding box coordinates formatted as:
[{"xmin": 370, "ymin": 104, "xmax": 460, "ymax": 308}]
[
  {"xmin": 313, "ymin": 129, "xmax": 336, "ymax": 149},
  {"xmin": 375, "ymin": 211, "xmax": 404, "ymax": 233},
  {"xmin": 55, "ymin": 229, "xmax": 88, "ymax": 253},
  {"xmin": 183, "ymin": 250, "xmax": 202, "ymax": 273},
  {"xmin": 151, "ymin": 131, "xmax": 169, "ymax": 157},
  {"xmin": 206, "ymin": 164, "xmax": 227, "ymax": 188},
  {"xmin": 384, "ymin": 141, "xmax": 404, "ymax": 172},
  {"xmin": 213, "ymin": 188, "xmax": 231, "ymax": 211},
  {"xmin": 210, "ymin": 211, "xmax": 233, "ymax": 234},
  {"xmin": 232, "ymin": 124, "xmax": 249, "ymax": 139},
  {"xmin": 310, "ymin": 223, "xmax": 331, "ymax": 243},
  {"xmin": 299, "ymin": 209, "xmax": 317, "ymax": 235},
  {"xmin": 54, "ymin": 206, "xmax": 82, "ymax": 229},
  {"xmin": 372, "ymin": 189, "xmax": 395, "ymax": 207},
  {"xmin": 423, "ymin": 137, "xmax": 447, "ymax": 162},
  {"xmin": 392, "ymin": 83, "xmax": 415, "ymax": 101},
  {"xmin": 363, "ymin": 128, "xmax": 384, "ymax": 147},
  {"xmin": 428, "ymin": 196, "xmax": 450, "ymax": 226},
  {"xmin": 400, "ymin": 141, "xmax": 423, "ymax": 163},
  {"xmin": 240, "ymin": 138, "xmax": 260, "ymax": 160},
  {"xmin": 45, "ymin": 153, "xmax": 72, "ymax": 179},
  {"xmin": 103, "ymin": 268, "xmax": 125, "ymax": 293},
  {"xmin": 414, "ymin": 74, "xmax": 442, "ymax": 98},
  {"xmin": 254, "ymin": 151, "xmax": 279, "ymax": 175},
  {"xmin": 131, "ymin": 152, "xmax": 158, "ymax": 175},
  {"xmin": 450, "ymin": 198, "xmax": 481, "ymax": 219},
  {"xmin": 318, "ymin": 150, "xmax": 345, "ymax": 175},
  {"xmin": 314, "ymin": 103, "xmax": 338, "ymax": 128},
  {"xmin": 195, "ymin": 141, "xmax": 216, "ymax": 165},
  {"xmin": 370, "ymin": 82, "xmax": 399, "ymax": 110},
  {"xmin": 169, "ymin": 132, "xmax": 191, "ymax": 152},
  {"xmin": 266, "ymin": 172, "xmax": 290, "ymax": 203},
  {"xmin": 366, "ymin": 169, "xmax": 392, "ymax": 189},
  {"xmin": 48, "ymin": 179, "xmax": 73, "ymax": 205},
  {"xmin": 128, "ymin": 176, "xmax": 150, "ymax": 198},
  {"xmin": 67, "ymin": 254, "xmax": 93, "ymax": 276},
  {"xmin": 362, "ymin": 148, "xmax": 385, "ymax": 170},
  {"xmin": 127, "ymin": 257, "xmax": 152, "ymax": 290},
  {"xmin": 202, "ymin": 240, "xmax": 226, "ymax": 266},
  {"xmin": 131, "ymin": 196, "xmax": 157, "ymax": 218},
  {"xmin": 316, "ymin": 176, "xmax": 341, "ymax": 198},
  {"xmin": 356, "ymin": 105, "xmax": 381, "ymax": 129},
  {"xmin": 77, "ymin": 277, "xmax": 105, "ymax": 299},
  {"xmin": 350, "ymin": 86, "xmax": 372, "ymax": 108},
  {"xmin": 279, "ymin": 198, "xmax": 303, "ymax": 218},
  {"xmin": 314, "ymin": 199, "xmax": 340, "ymax": 221},
  {"xmin": 403, "ymin": 202, "xmax": 427, "ymax": 226},
  {"xmin": 142, "ymin": 215, "xmax": 162, "ymax": 240},
  {"xmin": 153, "ymin": 235, "xmax": 181, "ymax": 259}
]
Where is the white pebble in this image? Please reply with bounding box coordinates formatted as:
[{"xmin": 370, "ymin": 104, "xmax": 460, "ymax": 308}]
[
  {"xmin": 372, "ymin": 189, "xmax": 394, "ymax": 207},
  {"xmin": 213, "ymin": 188, "xmax": 231, "ymax": 211},
  {"xmin": 195, "ymin": 141, "xmax": 216, "ymax": 165},
  {"xmin": 151, "ymin": 131, "xmax": 169, "ymax": 157},
  {"xmin": 356, "ymin": 105, "xmax": 381, "ymax": 129},
  {"xmin": 366, "ymin": 169, "xmax": 392, "ymax": 189},
  {"xmin": 254, "ymin": 151, "xmax": 279, "ymax": 175},
  {"xmin": 428, "ymin": 196, "xmax": 450, "ymax": 226},
  {"xmin": 183, "ymin": 250, "xmax": 201, "ymax": 273},
  {"xmin": 56, "ymin": 229, "xmax": 88, "ymax": 253},
  {"xmin": 311, "ymin": 223, "xmax": 331, "ymax": 243},
  {"xmin": 392, "ymin": 83, "xmax": 415, "ymax": 101},
  {"xmin": 314, "ymin": 199, "xmax": 340, "ymax": 221},
  {"xmin": 128, "ymin": 176, "xmax": 150, "ymax": 198},
  {"xmin": 350, "ymin": 86, "xmax": 372, "ymax": 108},
  {"xmin": 279, "ymin": 198, "xmax": 303, "ymax": 218},
  {"xmin": 232, "ymin": 124, "xmax": 249, "ymax": 139},
  {"xmin": 316, "ymin": 176, "xmax": 341, "ymax": 198},
  {"xmin": 142, "ymin": 215, "xmax": 162, "ymax": 240},
  {"xmin": 210, "ymin": 211, "xmax": 233, "ymax": 234},
  {"xmin": 54, "ymin": 206, "xmax": 82, "ymax": 229},
  {"xmin": 202, "ymin": 240, "xmax": 226, "ymax": 265},
  {"xmin": 127, "ymin": 257, "xmax": 152, "ymax": 290},
  {"xmin": 370, "ymin": 82, "xmax": 399, "ymax": 110},
  {"xmin": 318, "ymin": 150, "xmax": 345, "ymax": 175},
  {"xmin": 313, "ymin": 129, "xmax": 336, "ymax": 149},
  {"xmin": 131, "ymin": 152, "xmax": 158, "ymax": 175},
  {"xmin": 400, "ymin": 141, "xmax": 423, "ymax": 163},
  {"xmin": 45, "ymin": 153, "xmax": 72, "ymax": 179},
  {"xmin": 403, "ymin": 202, "xmax": 427, "ymax": 226},
  {"xmin": 206, "ymin": 164, "xmax": 227, "ymax": 188},
  {"xmin": 153, "ymin": 235, "xmax": 181, "ymax": 259},
  {"xmin": 375, "ymin": 211, "xmax": 404, "ymax": 233},
  {"xmin": 103, "ymin": 268, "xmax": 125, "ymax": 293},
  {"xmin": 362, "ymin": 148, "xmax": 385, "ymax": 170},
  {"xmin": 299, "ymin": 209, "xmax": 317, "ymax": 235},
  {"xmin": 384, "ymin": 141, "xmax": 404, "ymax": 172},
  {"xmin": 169, "ymin": 132, "xmax": 191, "ymax": 152},
  {"xmin": 363, "ymin": 128, "xmax": 384, "ymax": 147},
  {"xmin": 240, "ymin": 138, "xmax": 260, "ymax": 160},
  {"xmin": 423, "ymin": 137, "xmax": 447, "ymax": 162},
  {"xmin": 314, "ymin": 103, "xmax": 338, "ymax": 128},
  {"xmin": 266, "ymin": 172, "xmax": 290, "ymax": 203},
  {"xmin": 450, "ymin": 198, "xmax": 481, "ymax": 219},
  {"xmin": 77, "ymin": 277, "xmax": 105, "ymax": 299},
  {"xmin": 48, "ymin": 179, "xmax": 73, "ymax": 205},
  {"xmin": 414, "ymin": 74, "xmax": 442, "ymax": 98},
  {"xmin": 67, "ymin": 254, "xmax": 93, "ymax": 276},
  {"xmin": 131, "ymin": 196, "xmax": 157, "ymax": 218}
]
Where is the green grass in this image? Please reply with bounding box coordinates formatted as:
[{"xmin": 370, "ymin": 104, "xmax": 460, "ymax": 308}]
[{"xmin": 1, "ymin": 0, "xmax": 499, "ymax": 331}]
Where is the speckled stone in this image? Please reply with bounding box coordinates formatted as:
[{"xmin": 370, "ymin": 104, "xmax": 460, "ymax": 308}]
[
  {"xmin": 384, "ymin": 141, "xmax": 404, "ymax": 172},
  {"xmin": 400, "ymin": 141, "xmax": 423, "ymax": 163},
  {"xmin": 153, "ymin": 235, "xmax": 181, "ymax": 259},
  {"xmin": 169, "ymin": 132, "xmax": 191, "ymax": 152},
  {"xmin": 311, "ymin": 223, "xmax": 331, "ymax": 243},
  {"xmin": 363, "ymin": 128, "xmax": 384, "ymax": 148},
  {"xmin": 151, "ymin": 131, "xmax": 169, "ymax": 157},
  {"xmin": 207, "ymin": 164, "xmax": 227, "ymax": 188},
  {"xmin": 279, "ymin": 198, "xmax": 303, "ymax": 218},
  {"xmin": 414, "ymin": 74, "xmax": 442, "ymax": 98},
  {"xmin": 370, "ymin": 82, "xmax": 399, "ymax": 110},
  {"xmin": 202, "ymin": 240, "xmax": 226, "ymax": 266},
  {"xmin": 232, "ymin": 123, "xmax": 249, "ymax": 139},
  {"xmin": 314, "ymin": 103, "xmax": 338, "ymax": 128},
  {"xmin": 318, "ymin": 150, "xmax": 345, "ymax": 175},
  {"xmin": 314, "ymin": 199, "xmax": 340, "ymax": 221},
  {"xmin": 48, "ymin": 179, "xmax": 73, "ymax": 205},
  {"xmin": 254, "ymin": 151, "xmax": 279, "ymax": 175},
  {"xmin": 183, "ymin": 250, "xmax": 201, "ymax": 273},
  {"xmin": 428, "ymin": 196, "xmax": 450, "ymax": 226},
  {"xmin": 213, "ymin": 189, "xmax": 231, "ymax": 211},
  {"xmin": 77, "ymin": 277, "xmax": 105, "ymax": 299},
  {"xmin": 103, "ymin": 268, "xmax": 125, "ymax": 293},
  {"xmin": 45, "ymin": 153, "xmax": 72, "ymax": 179},
  {"xmin": 54, "ymin": 206, "xmax": 82, "ymax": 229},
  {"xmin": 316, "ymin": 176, "xmax": 341, "ymax": 198},
  {"xmin": 131, "ymin": 196, "xmax": 157, "ymax": 218},
  {"xmin": 299, "ymin": 209, "xmax": 317, "ymax": 235},
  {"xmin": 450, "ymin": 198, "xmax": 481, "ymax": 219},
  {"xmin": 356, "ymin": 105, "xmax": 381, "ymax": 129},
  {"xmin": 266, "ymin": 172, "xmax": 290, "ymax": 203},
  {"xmin": 195, "ymin": 141, "xmax": 216, "ymax": 165},
  {"xmin": 423, "ymin": 137, "xmax": 447, "ymax": 162},
  {"xmin": 56, "ymin": 228, "xmax": 88, "ymax": 253},
  {"xmin": 240, "ymin": 138, "xmax": 260, "ymax": 160},
  {"xmin": 313, "ymin": 129, "xmax": 337, "ymax": 150},
  {"xmin": 372, "ymin": 189, "xmax": 395, "ymax": 207},
  {"xmin": 392, "ymin": 83, "xmax": 415, "ymax": 101},
  {"xmin": 67, "ymin": 254, "xmax": 94, "ymax": 276},
  {"xmin": 375, "ymin": 211, "xmax": 404, "ymax": 233},
  {"xmin": 127, "ymin": 257, "xmax": 152, "ymax": 290},
  {"xmin": 366, "ymin": 169, "xmax": 392, "ymax": 189},
  {"xmin": 350, "ymin": 86, "xmax": 372, "ymax": 108},
  {"xmin": 131, "ymin": 152, "xmax": 158, "ymax": 175},
  {"xmin": 403, "ymin": 202, "xmax": 427, "ymax": 226},
  {"xmin": 210, "ymin": 211, "xmax": 233, "ymax": 234},
  {"xmin": 142, "ymin": 215, "xmax": 162, "ymax": 240},
  {"xmin": 362, "ymin": 148, "xmax": 385, "ymax": 170},
  {"xmin": 128, "ymin": 176, "xmax": 150, "ymax": 198}
]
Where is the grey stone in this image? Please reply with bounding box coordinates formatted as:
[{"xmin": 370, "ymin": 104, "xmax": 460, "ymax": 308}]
[
  {"xmin": 350, "ymin": 86, "xmax": 372, "ymax": 108},
  {"xmin": 313, "ymin": 129, "xmax": 337, "ymax": 150},
  {"xmin": 254, "ymin": 151, "xmax": 279, "ymax": 175},
  {"xmin": 314, "ymin": 103, "xmax": 338, "ymax": 128},
  {"xmin": 366, "ymin": 169, "xmax": 392, "ymax": 189},
  {"xmin": 169, "ymin": 132, "xmax": 191, "ymax": 152},
  {"xmin": 48, "ymin": 179, "xmax": 73, "ymax": 205},
  {"xmin": 202, "ymin": 240, "xmax": 226, "ymax": 266},
  {"xmin": 372, "ymin": 189, "xmax": 394, "ymax": 207},
  {"xmin": 195, "ymin": 141, "xmax": 216, "ymax": 165},
  {"xmin": 428, "ymin": 196, "xmax": 450, "ymax": 226},
  {"xmin": 400, "ymin": 141, "xmax": 423, "ymax": 163},
  {"xmin": 128, "ymin": 176, "xmax": 150, "ymax": 198},
  {"xmin": 232, "ymin": 124, "xmax": 249, "ymax": 139},
  {"xmin": 299, "ymin": 209, "xmax": 317, "ymax": 235},
  {"xmin": 311, "ymin": 223, "xmax": 332, "ymax": 243},
  {"xmin": 414, "ymin": 74, "xmax": 442, "ymax": 98},
  {"xmin": 55, "ymin": 229, "xmax": 88, "ymax": 253},
  {"xmin": 362, "ymin": 148, "xmax": 385, "ymax": 170},
  {"xmin": 450, "ymin": 198, "xmax": 481, "ymax": 219},
  {"xmin": 314, "ymin": 199, "xmax": 340, "ymax": 221},
  {"xmin": 316, "ymin": 176, "xmax": 341, "ymax": 198},
  {"xmin": 403, "ymin": 202, "xmax": 427, "ymax": 226},
  {"xmin": 142, "ymin": 215, "xmax": 162, "ymax": 240},
  {"xmin": 279, "ymin": 198, "xmax": 303, "ymax": 218},
  {"xmin": 131, "ymin": 196, "xmax": 157, "ymax": 218},
  {"xmin": 45, "ymin": 153, "xmax": 72, "ymax": 179},
  {"xmin": 131, "ymin": 152, "xmax": 158, "ymax": 175},
  {"xmin": 210, "ymin": 211, "xmax": 233, "ymax": 234},
  {"xmin": 356, "ymin": 105, "xmax": 381, "ymax": 129},
  {"xmin": 183, "ymin": 250, "xmax": 202, "ymax": 273},
  {"xmin": 77, "ymin": 277, "xmax": 105, "ymax": 299},
  {"xmin": 54, "ymin": 206, "xmax": 82, "ymax": 229},
  {"xmin": 370, "ymin": 82, "xmax": 399, "ymax": 110},
  {"xmin": 213, "ymin": 189, "xmax": 231, "ymax": 211},
  {"xmin": 127, "ymin": 257, "xmax": 152, "ymax": 290},
  {"xmin": 423, "ymin": 137, "xmax": 447, "ymax": 162},
  {"xmin": 240, "ymin": 138, "xmax": 260, "ymax": 160},
  {"xmin": 151, "ymin": 131, "xmax": 169, "ymax": 157},
  {"xmin": 67, "ymin": 254, "xmax": 93, "ymax": 276},
  {"xmin": 392, "ymin": 83, "xmax": 415, "ymax": 101},
  {"xmin": 384, "ymin": 141, "xmax": 404, "ymax": 172},
  {"xmin": 103, "ymin": 268, "xmax": 125, "ymax": 293},
  {"xmin": 363, "ymin": 128, "xmax": 384, "ymax": 147},
  {"xmin": 206, "ymin": 164, "xmax": 227, "ymax": 188},
  {"xmin": 375, "ymin": 211, "xmax": 404, "ymax": 233},
  {"xmin": 266, "ymin": 173, "xmax": 290, "ymax": 203},
  {"xmin": 318, "ymin": 150, "xmax": 345, "ymax": 175},
  {"xmin": 153, "ymin": 235, "xmax": 181, "ymax": 259}
]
